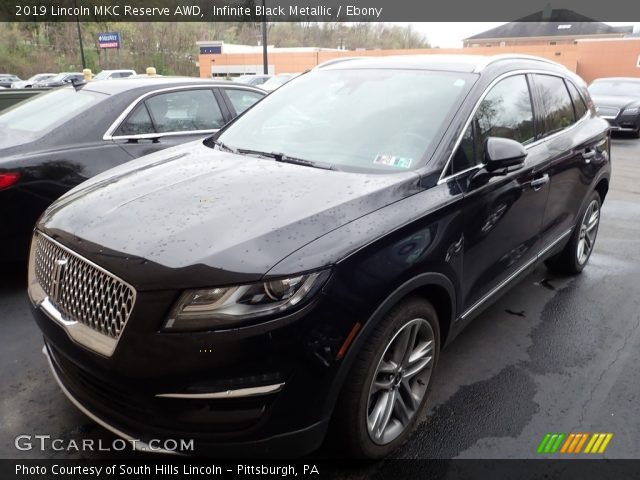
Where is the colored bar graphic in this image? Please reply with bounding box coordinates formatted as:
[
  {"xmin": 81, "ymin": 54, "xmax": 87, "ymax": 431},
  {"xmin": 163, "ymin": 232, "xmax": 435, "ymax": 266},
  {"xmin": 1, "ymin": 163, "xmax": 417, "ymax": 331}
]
[
  {"xmin": 537, "ymin": 433, "xmax": 551, "ymax": 454},
  {"xmin": 560, "ymin": 433, "xmax": 575, "ymax": 453},
  {"xmin": 538, "ymin": 433, "xmax": 613, "ymax": 454},
  {"xmin": 575, "ymin": 433, "xmax": 589, "ymax": 453},
  {"xmin": 598, "ymin": 434, "xmax": 613, "ymax": 453}
]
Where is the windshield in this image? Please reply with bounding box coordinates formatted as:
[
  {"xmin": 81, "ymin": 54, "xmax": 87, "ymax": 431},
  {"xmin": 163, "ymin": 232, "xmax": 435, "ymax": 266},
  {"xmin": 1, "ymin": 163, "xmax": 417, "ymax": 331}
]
[
  {"xmin": 0, "ymin": 88, "xmax": 104, "ymax": 148},
  {"xmin": 589, "ymin": 80, "xmax": 640, "ymax": 97},
  {"xmin": 215, "ymin": 69, "xmax": 475, "ymax": 172}
]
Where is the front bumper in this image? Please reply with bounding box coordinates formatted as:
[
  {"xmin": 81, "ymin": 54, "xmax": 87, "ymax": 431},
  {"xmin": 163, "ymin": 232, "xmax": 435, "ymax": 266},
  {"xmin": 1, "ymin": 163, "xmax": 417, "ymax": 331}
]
[
  {"xmin": 30, "ymin": 283, "xmax": 356, "ymax": 457},
  {"xmin": 42, "ymin": 342, "xmax": 328, "ymax": 457}
]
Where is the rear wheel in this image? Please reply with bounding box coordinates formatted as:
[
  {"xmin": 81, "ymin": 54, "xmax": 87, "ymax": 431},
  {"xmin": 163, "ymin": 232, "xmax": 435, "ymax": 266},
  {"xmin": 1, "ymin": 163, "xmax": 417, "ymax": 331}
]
[
  {"xmin": 545, "ymin": 191, "xmax": 601, "ymax": 275},
  {"xmin": 332, "ymin": 297, "xmax": 440, "ymax": 458}
]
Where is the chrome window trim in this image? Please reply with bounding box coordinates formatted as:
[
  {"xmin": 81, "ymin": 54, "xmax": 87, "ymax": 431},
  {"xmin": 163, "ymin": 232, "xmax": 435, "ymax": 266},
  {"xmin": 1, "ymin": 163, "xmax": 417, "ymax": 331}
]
[
  {"xmin": 42, "ymin": 346, "xmax": 181, "ymax": 455},
  {"xmin": 102, "ymin": 84, "xmax": 265, "ymax": 141},
  {"xmin": 156, "ymin": 382, "xmax": 285, "ymax": 399},
  {"xmin": 459, "ymin": 227, "xmax": 573, "ymax": 321},
  {"xmin": 109, "ymin": 129, "xmax": 220, "ymax": 141},
  {"xmin": 437, "ymin": 69, "xmax": 591, "ymax": 186},
  {"xmin": 28, "ymin": 232, "xmax": 137, "ymax": 358}
]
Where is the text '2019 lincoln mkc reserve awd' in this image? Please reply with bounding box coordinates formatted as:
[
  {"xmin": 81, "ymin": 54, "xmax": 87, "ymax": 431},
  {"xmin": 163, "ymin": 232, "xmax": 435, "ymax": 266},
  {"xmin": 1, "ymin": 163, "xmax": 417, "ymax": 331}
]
[{"xmin": 28, "ymin": 55, "xmax": 611, "ymax": 458}]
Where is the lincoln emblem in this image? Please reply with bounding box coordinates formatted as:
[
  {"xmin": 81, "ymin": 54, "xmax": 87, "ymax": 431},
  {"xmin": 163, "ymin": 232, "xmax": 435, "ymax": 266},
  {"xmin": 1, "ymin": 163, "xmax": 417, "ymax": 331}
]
[{"xmin": 50, "ymin": 257, "xmax": 68, "ymax": 303}]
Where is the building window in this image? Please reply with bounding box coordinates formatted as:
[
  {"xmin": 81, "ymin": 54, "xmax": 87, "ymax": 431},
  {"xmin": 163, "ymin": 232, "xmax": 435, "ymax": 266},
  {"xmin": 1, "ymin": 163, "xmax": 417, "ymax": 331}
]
[{"xmin": 549, "ymin": 41, "xmax": 557, "ymax": 45}]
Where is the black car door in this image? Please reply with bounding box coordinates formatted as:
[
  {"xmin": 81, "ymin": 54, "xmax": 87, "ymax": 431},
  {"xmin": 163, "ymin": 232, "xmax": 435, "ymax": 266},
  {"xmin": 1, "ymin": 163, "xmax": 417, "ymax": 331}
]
[
  {"xmin": 445, "ymin": 74, "xmax": 551, "ymax": 315},
  {"xmin": 530, "ymin": 74, "xmax": 608, "ymax": 250},
  {"xmin": 110, "ymin": 87, "xmax": 232, "ymax": 159}
]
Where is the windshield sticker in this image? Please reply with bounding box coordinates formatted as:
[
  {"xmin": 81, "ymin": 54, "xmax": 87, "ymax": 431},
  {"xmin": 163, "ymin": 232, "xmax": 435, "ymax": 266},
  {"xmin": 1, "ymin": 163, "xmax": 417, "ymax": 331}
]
[{"xmin": 374, "ymin": 154, "xmax": 413, "ymax": 169}]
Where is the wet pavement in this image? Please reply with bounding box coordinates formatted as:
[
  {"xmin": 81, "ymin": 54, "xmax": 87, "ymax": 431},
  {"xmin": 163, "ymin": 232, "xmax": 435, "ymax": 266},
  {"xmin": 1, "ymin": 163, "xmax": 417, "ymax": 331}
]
[{"xmin": 1, "ymin": 136, "xmax": 639, "ymax": 460}]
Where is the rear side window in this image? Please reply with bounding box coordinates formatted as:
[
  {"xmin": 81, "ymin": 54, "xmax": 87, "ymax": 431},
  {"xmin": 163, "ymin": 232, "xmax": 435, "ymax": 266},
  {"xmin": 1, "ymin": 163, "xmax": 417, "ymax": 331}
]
[
  {"xmin": 567, "ymin": 81, "xmax": 588, "ymax": 120},
  {"xmin": 535, "ymin": 75, "xmax": 575, "ymax": 136},
  {"xmin": 224, "ymin": 89, "xmax": 264, "ymax": 114}
]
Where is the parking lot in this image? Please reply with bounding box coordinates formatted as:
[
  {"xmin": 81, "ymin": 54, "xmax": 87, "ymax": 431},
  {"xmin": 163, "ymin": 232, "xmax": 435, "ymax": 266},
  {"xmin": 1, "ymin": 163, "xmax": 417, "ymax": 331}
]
[{"xmin": 1, "ymin": 136, "xmax": 639, "ymax": 460}]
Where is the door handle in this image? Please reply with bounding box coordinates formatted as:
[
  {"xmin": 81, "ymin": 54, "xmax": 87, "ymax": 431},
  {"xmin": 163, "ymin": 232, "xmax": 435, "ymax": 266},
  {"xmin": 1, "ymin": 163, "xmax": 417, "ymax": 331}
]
[
  {"xmin": 530, "ymin": 174, "xmax": 549, "ymax": 191},
  {"xmin": 582, "ymin": 149, "xmax": 596, "ymax": 163}
]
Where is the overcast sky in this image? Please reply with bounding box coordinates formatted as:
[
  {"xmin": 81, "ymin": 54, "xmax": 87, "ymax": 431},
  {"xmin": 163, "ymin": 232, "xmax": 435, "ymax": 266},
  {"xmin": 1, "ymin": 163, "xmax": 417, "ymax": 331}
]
[{"xmin": 404, "ymin": 22, "xmax": 640, "ymax": 47}]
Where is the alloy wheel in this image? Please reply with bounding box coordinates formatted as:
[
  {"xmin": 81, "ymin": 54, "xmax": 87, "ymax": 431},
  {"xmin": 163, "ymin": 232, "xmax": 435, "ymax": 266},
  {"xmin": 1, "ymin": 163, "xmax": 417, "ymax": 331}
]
[
  {"xmin": 577, "ymin": 199, "xmax": 600, "ymax": 265},
  {"xmin": 366, "ymin": 318, "xmax": 435, "ymax": 445}
]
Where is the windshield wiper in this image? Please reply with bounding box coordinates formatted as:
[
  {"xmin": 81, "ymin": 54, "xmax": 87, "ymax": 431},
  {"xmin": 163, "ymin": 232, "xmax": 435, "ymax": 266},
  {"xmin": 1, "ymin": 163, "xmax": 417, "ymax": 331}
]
[
  {"xmin": 212, "ymin": 139, "xmax": 238, "ymax": 153},
  {"xmin": 236, "ymin": 149, "xmax": 334, "ymax": 170}
]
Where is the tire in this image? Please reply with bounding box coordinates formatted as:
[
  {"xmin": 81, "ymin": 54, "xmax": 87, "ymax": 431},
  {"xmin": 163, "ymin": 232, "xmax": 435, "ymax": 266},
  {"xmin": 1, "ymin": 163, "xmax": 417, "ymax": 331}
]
[
  {"xmin": 331, "ymin": 297, "xmax": 440, "ymax": 459},
  {"xmin": 545, "ymin": 190, "xmax": 601, "ymax": 275}
]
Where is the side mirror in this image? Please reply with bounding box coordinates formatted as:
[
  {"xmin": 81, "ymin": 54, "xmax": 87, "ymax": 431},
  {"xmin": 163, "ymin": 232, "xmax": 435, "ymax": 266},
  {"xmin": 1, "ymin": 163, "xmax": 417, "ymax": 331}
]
[{"xmin": 484, "ymin": 137, "xmax": 527, "ymax": 172}]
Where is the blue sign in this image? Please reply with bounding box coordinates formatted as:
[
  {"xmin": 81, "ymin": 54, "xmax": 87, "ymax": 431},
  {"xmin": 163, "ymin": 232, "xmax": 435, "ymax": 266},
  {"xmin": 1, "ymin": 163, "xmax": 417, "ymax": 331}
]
[{"xmin": 98, "ymin": 32, "xmax": 121, "ymax": 49}]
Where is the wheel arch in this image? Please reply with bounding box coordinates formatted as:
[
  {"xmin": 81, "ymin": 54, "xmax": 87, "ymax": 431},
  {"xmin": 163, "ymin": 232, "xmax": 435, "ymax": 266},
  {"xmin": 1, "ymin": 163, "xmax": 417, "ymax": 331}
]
[
  {"xmin": 595, "ymin": 177, "xmax": 609, "ymax": 202},
  {"xmin": 322, "ymin": 272, "xmax": 456, "ymax": 418}
]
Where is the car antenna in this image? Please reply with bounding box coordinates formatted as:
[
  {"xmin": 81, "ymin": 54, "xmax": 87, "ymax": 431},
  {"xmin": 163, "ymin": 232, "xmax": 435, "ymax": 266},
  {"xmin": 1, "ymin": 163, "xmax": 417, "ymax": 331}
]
[{"xmin": 70, "ymin": 78, "xmax": 87, "ymax": 91}]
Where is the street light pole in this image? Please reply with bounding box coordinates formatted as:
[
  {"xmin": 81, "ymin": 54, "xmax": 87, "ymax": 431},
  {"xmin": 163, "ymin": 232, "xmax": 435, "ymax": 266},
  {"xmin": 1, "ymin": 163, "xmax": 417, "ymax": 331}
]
[
  {"xmin": 74, "ymin": 0, "xmax": 86, "ymax": 68},
  {"xmin": 261, "ymin": 0, "xmax": 268, "ymax": 74}
]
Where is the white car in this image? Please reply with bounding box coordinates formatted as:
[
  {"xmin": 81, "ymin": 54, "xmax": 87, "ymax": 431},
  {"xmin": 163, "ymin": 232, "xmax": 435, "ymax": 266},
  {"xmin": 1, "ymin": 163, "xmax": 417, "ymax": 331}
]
[
  {"xmin": 93, "ymin": 69, "xmax": 136, "ymax": 80},
  {"xmin": 10, "ymin": 74, "xmax": 56, "ymax": 89}
]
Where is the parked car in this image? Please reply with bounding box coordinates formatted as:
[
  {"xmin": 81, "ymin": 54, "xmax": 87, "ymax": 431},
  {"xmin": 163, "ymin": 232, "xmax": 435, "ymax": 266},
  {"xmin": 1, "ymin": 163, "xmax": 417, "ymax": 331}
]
[
  {"xmin": 11, "ymin": 73, "xmax": 56, "ymax": 89},
  {"xmin": 589, "ymin": 77, "xmax": 640, "ymax": 137},
  {"xmin": 34, "ymin": 72, "xmax": 84, "ymax": 88},
  {"xmin": 260, "ymin": 72, "xmax": 299, "ymax": 92},
  {"xmin": 0, "ymin": 74, "xmax": 21, "ymax": 88},
  {"xmin": 0, "ymin": 78, "xmax": 265, "ymax": 260},
  {"xmin": 235, "ymin": 74, "xmax": 272, "ymax": 86},
  {"xmin": 93, "ymin": 69, "xmax": 137, "ymax": 80},
  {"xmin": 28, "ymin": 55, "xmax": 610, "ymax": 458}
]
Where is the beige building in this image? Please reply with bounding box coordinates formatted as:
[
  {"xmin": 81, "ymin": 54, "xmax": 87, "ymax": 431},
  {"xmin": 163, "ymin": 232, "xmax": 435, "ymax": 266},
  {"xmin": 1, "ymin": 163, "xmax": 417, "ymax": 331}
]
[{"xmin": 198, "ymin": 40, "xmax": 640, "ymax": 85}]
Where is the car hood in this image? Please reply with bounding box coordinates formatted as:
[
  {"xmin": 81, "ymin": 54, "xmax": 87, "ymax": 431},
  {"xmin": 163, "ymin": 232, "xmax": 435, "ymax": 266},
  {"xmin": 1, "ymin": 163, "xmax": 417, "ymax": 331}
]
[
  {"xmin": 591, "ymin": 95, "xmax": 639, "ymax": 109},
  {"xmin": 40, "ymin": 141, "xmax": 420, "ymax": 290}
]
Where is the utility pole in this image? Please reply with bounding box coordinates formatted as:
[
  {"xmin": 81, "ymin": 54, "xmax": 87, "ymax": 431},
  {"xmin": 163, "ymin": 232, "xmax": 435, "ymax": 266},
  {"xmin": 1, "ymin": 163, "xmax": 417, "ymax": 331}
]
[
  {"xmin": 261, "ymin": 0, "xmax": 268, "ymax": 74},
  {"xmin": 74, "ymin": 0, "xmax": 86, "ymax": 68}
]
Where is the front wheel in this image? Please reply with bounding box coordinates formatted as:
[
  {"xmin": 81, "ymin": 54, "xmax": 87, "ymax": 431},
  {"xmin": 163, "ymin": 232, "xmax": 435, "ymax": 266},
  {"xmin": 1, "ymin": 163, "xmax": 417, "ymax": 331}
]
[
  {"xmin": 331, "ymin": 297, "xmax": 440, "ymax": 458},
  {"xmin": 545, "ymin": 191, "xmax": 601, "ymax": 275}
]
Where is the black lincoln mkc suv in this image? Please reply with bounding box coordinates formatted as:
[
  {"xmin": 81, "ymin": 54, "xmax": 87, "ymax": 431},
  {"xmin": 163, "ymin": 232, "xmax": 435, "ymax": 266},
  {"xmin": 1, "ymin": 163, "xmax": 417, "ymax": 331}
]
[{"xmin": 28, "ymin": 54, "xmax": 611, "ymax": 458}]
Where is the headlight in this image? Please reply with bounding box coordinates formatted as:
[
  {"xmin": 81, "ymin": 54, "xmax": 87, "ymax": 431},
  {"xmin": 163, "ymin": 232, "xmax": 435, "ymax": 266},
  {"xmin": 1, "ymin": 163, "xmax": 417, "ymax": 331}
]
[
  {"xmin": 163, "ymin": 270, "xmax": 331, "ymax": 331},
  {"xmin": 623, "ymin": 107, "xmax": 639, "ymax": 115}
]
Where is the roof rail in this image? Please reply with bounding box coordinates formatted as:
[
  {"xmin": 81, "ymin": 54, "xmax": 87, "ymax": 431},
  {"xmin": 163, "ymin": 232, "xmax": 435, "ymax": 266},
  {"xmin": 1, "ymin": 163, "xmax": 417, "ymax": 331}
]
[
  {"xmin": 313, "ymin": 57, "xmax": 365, "ymax": 70},
  {"xmin": 473, "ymin": 54, "xmax": 566, "ymax": 72}
]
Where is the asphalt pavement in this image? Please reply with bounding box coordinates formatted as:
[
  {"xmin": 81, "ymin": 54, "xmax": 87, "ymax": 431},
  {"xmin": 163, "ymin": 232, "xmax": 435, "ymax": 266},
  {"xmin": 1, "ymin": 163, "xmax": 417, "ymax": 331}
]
[{"xmin": 1, "ymin": 136, "xmax": 639, "ymax": 460}]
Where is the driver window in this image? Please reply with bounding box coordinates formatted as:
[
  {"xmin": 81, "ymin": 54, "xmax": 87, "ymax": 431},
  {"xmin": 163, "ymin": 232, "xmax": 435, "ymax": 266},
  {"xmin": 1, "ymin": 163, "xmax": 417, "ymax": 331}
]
[{"xmin": 450, "ymin": 75, "xmax": 534, "ymax": 175}]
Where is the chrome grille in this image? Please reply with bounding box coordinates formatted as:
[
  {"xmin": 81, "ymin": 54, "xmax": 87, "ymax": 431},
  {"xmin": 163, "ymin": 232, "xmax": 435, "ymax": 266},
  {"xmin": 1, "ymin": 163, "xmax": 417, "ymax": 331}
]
[
  {"xmin": 32, "ymin": 232, "xmax": 136, "ymax": 340},
  {"xmin": 596, "ymin": 106, "xmax": 620, "ymax": 118}
]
